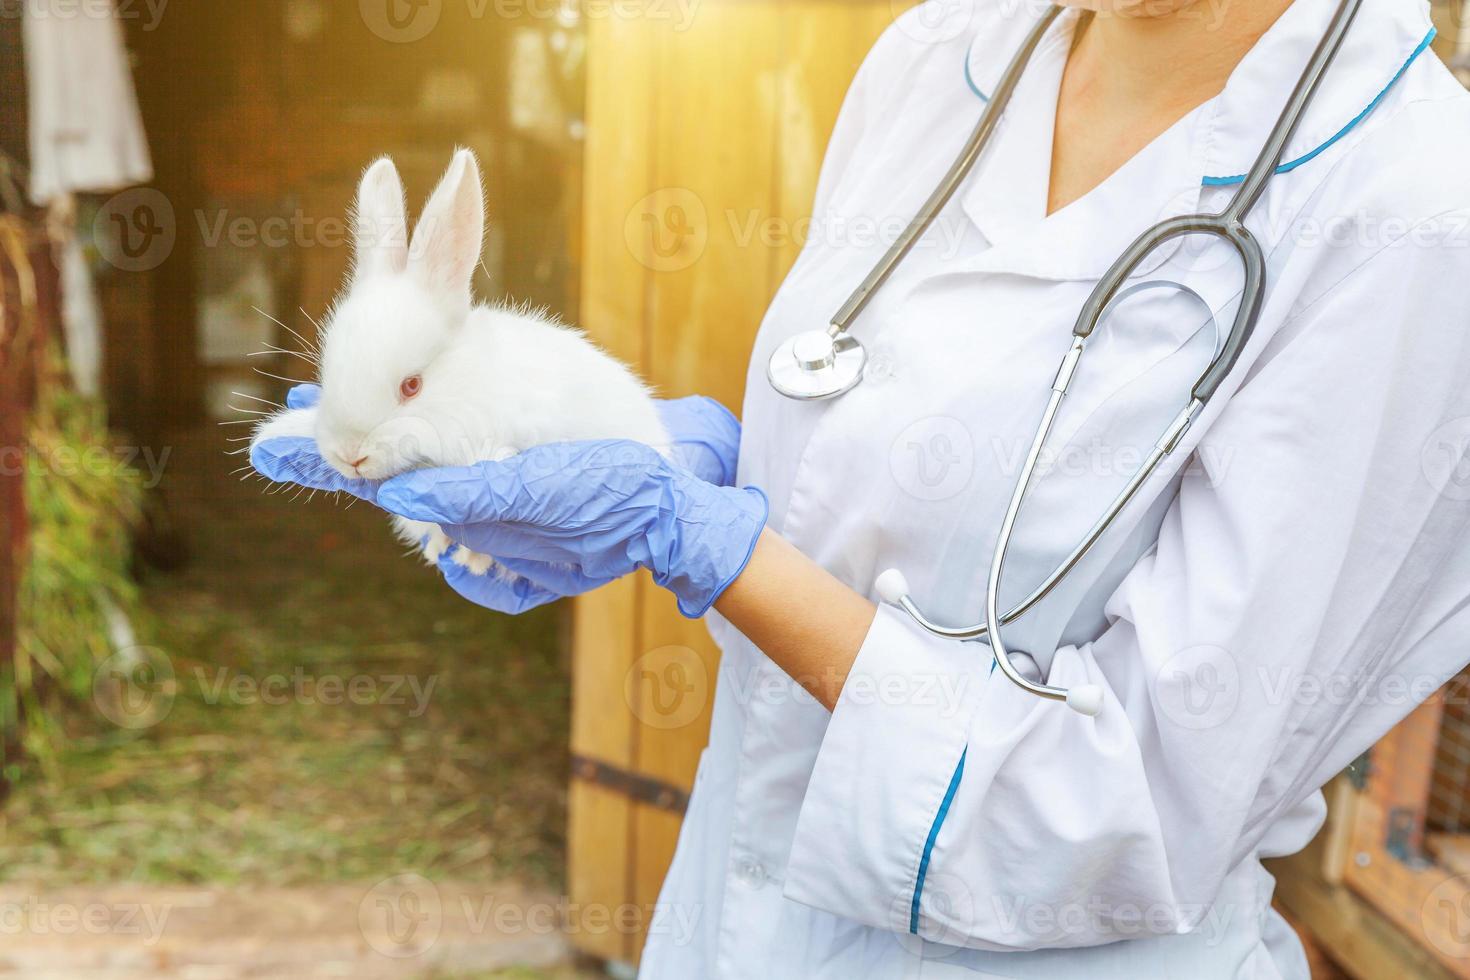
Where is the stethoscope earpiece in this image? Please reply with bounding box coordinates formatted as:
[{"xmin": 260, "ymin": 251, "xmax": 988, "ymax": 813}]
[
  {"xmin": 1067, "ymin": 685, "xmax": 1105, "ymax": 718},
  {"xmin": 875, "ymin": 568, "xmax": 910, "ymax": 605}
]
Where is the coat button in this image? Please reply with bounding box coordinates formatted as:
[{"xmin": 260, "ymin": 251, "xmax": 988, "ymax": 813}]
[
  {"xmin": 864, "ymin": 349, "xmax": 896, "ymax": 383},
  {"xmin": 735, "ymin": 856, "xmax": 767, "ymax": 889}
]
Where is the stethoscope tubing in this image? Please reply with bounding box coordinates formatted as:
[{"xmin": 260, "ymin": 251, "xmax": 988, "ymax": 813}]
[
  {"xmin": 978, "ymin": 0, "xmax": 1363, "ymax": 709},
  {"xmin": 825, "ymin": 6, "xmax": 1065, "ymax": 339},
  {"xmin": 790, "ymin": 0, "xmax": 1366, "ymax": 713},
  {"xmin": 889, "ymin": 280, "xmax": 1211, "ymax": 643},
  {"xmin": 981, "ymin": 0, "xmax": 1358, "ymax": 708}
]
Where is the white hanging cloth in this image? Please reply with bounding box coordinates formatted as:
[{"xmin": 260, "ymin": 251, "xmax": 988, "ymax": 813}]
[
  {"xmin": 58, "ymin": 232, "xmax": 102, "ymax": 396},
  {"xmin": 23, "ymin": 0, "xmax": 153, "ymax": 205}
]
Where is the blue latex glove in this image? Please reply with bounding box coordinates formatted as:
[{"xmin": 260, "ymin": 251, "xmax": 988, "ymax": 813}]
[
  {"xmin": 285, "ymin": 384, "xmax": 321, "ymax": 411},
  {"xmin": 376, "ymin": 442, "xmax": 768, "ymax": 618},
  {"xmin": 656, "ymin": 395, "xmax": 743, "ymax": 487},
  {"xmin": 251, "ymin": 385, "xmax": 762, "ymax": 616}
]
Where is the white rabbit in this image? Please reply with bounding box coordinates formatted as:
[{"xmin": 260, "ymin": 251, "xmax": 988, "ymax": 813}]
[{"xmin": 251, "ymin": 149, "xmax": 670, "ymax": 577}]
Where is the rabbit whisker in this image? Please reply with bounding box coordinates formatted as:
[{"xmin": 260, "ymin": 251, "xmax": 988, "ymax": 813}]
[
  {"xmin": 251, "ymin": 305, "xmax": 293, "ymax": 334},
  {"xmin": 229, "ymin": 391, "xmax": 283, "ymax": 408},
  {"xmin": 252, "ymin": 368, "xmax": 310, "ymax": 386},
  {"xmin": 283, "ymin": 313, "xmax": 325, "ymax": 357},
  {"xmin": 246, "ymin": 346, "xmax": 313, "ymax": 365},
  {"xmin": 297, "ymin": 308, "xmax": 326, "ymax": 336},
  {"xmin": 248, "ymin": 347, "xmax": 317, "ymax": 366},
  {"xmin": 267, "ymin": 341, "xmax": 317, "ymax": 361},
  {"xmin": 254, "ymin": 307, "xmax": 324, "ymax": 361}
]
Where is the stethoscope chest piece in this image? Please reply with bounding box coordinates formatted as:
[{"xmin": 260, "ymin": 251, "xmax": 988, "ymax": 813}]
[{"xmin": 767, "ymin": 329, "xmax": 868, "ymax": 401}]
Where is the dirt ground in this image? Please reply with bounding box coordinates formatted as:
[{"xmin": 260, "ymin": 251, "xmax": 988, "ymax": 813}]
[{"xmin": 0, "ymin": 425, "xmax": 597, "ymax": 978}]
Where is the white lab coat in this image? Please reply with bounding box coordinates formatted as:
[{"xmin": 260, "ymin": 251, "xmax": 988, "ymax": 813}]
[{"xmin": 639, "ymin": 0, "xmax": 1470, "ymax": 976}]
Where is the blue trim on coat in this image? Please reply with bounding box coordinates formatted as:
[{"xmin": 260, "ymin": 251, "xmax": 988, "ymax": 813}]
[
  {"xmin": 961, "ymin": 27, "xmax": 1436, "ymax": 185},
  {"xmin": 1202, "ymin": 28, "xmax": 1435, "ymax": 185},
  {"xmin": 910, "ymin": 748, "xmax": 968, "ymax": 934},
  {"xmin": 963, "ymin": 50, "xmax": 990, "ymax": 102}
]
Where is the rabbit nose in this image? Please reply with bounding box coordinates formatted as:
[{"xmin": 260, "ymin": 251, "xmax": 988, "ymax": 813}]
[{"xmin": 351, "ymin": 455, "xmax": 370, "ymax": 471}]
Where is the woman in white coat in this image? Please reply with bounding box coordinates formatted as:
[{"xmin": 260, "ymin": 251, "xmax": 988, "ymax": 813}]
[
  {"xmin": 636, "ymin": 0, "xmax": 1470, "ymax": 973},
  {"xmin": 256, "ymin": 0, "xmax": 1470, "ymax": 974}
]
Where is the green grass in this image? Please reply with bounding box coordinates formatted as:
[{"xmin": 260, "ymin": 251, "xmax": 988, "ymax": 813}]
[
  {"xmin": 1, "ymin": 425, "xmax": 570, "ymax": 889},
  {"xmin": 8, "ymin": 369, "xmax": 144, "ymax": 772}
]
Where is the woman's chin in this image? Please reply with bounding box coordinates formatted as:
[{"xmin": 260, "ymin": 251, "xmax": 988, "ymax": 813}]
[{"xmin": 1054, "ymin": 0, "xmax": 1204, "ymax": 18}]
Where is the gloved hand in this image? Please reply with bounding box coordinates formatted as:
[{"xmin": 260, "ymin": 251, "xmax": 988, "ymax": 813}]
[
  {"xmin": 656, "ymin": 395, "xmax": 743, "ymax": 487},
  {"xmin": 376, "ymin": 441, "xmax": 768, "ymax": 618},
  {"xmin": 250, "ymin": 385, "xmax": 763, "ymax": 616},
  {"xmin": 285, "ymin": 384, "xmax": 321, "ymax": 411}
]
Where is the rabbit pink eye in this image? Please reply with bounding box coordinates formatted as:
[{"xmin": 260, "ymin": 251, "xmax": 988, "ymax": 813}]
[{"xmin": 399, "ymin": 375, "xmax": 423, "ymax": 400}]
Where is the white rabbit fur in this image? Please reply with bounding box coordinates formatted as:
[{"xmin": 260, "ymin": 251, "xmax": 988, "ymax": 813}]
[{"xmin": 251, "ymin": 149, "xmax": 670, "ymax": 577}]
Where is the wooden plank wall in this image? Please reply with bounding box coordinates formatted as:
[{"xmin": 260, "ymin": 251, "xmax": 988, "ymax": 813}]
[
  {"xmin": 1341, "ymin": 698, "xmax": 1470, "ymax": 978},
  {"xmin": 571, "ymin": 0, "xmax": 902, "ymax": 964}
]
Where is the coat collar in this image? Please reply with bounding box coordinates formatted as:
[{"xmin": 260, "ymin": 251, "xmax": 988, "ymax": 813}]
[
  {"xmin": 953, "ymin": 0, "xmax": 1436, "ymax": 282},
  {"xmin": 1196, "ymin": 0, "xmax": 1435, "ymax": 185}
]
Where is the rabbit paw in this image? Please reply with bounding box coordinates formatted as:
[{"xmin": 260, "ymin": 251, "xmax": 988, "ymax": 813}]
[
  {"xmin": 451, "ymin": 546, "xmax": 497, "ymax": 577},
  {"xmin": 392, "ymin": 517, "xmax": 501, "ymax": 579},
  {"xmin": 393, "ymin": 517, "xmax": 451, "ymax": 562}
]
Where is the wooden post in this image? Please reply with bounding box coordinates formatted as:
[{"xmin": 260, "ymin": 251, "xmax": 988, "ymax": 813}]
[
  {"xmin": 569, "ymin": 0, "xmax": 904, "ymax": 966},
  {"xmin": 0, "ymin": 221, "xmax": 31, "ymax": 766},
  {"xmin": 0, "ymin": 214, "xmax": 57, "ymax": 781}
]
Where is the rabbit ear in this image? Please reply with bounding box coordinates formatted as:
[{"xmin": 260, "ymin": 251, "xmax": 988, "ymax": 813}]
[
  {"xmin": 408, "ymin": 148, "xmax": 484, "ymax": 306},
  {"xmin": 352, "ymin": 157, "xmax": 409, "ymax": 282}
]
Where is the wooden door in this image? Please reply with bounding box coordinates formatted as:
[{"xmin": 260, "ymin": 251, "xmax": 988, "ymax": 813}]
[{"xmin": 569, "ymin": 0, "xmax": 905, "ymax": 965}]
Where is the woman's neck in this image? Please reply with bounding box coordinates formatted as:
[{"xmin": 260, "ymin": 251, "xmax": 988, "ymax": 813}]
[
  {"xmin": 1074, "ymin": 0, "xmax": 1295, "ymax": 118},
  {"xmin": 1047, "ymin": 0, "xmax": 1296, "ymax": 214}
]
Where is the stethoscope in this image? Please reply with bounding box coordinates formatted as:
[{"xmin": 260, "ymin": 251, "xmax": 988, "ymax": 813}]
[{"xmin": 767, "ymin": 0, "xmax": 1364, "ymax": 716}]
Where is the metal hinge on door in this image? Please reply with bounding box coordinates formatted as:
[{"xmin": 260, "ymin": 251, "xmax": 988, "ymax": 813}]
[{"xmin": 571, "ymin": 754, "xmax": 690, "ymax": 814}]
